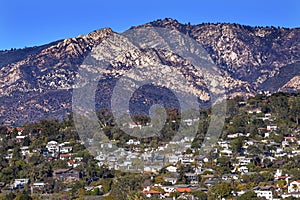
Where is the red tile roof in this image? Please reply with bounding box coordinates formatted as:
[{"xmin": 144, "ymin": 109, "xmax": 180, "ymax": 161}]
[
  {"xmin": 176, "ymin": 188, "xmax": 192, "ymax": 193},
  {"xmin": 143, "ymin": 190, "xmax": 163, "ymax": 194}
]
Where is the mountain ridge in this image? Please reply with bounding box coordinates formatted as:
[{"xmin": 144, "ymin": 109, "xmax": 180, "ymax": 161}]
[{"xmin": 0, "ymin": 18, "xmax": 299, "ymax": 125}]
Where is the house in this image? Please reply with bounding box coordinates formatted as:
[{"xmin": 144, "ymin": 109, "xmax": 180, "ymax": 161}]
[
  {"xmin": 5, "ymin": 153, "xmax": 13, "ymax": 159},
  {"xmin": 274, "ymin": 169, "xmax": 285, "ymax": 180},
  {"xmin": 126, "ymin": 139, "xmax": 140, "ymax": 145},
  {"xmin": 166, "ymin": 165, "xmax": 177, "ymax": 173},
  {"xmin": 238, "ymin": 157, "xmax": 252, "ymax": 166},
  {"xmin": 253, "ymin": 186, "xmax": 275, "ymax": 200},
  {"xmin": 288, "ymin": 180, "xmax": 300, "ymax": 193},
  {"xmin": 265, "ymin": 113, "xmax": 271, "ymax": 118},
  {"xmin": 8, "ymin": 127, "xmax": 24, "ymax": 135},
  {"xmin": 144, "ymin": 165, "xmax": 161, "ymax": 173},
  {"xmin": 142, "ymin": 189, "xmax": 163, "ymax": 198},
  {"xmin": 32, "ymin": 182, "xmax": 46, "ymax": 190},
  {"xmin": 46, "ymin": 141, "xmax": 59, "ymax": 155},
  {"xmin": 20, "ymin": 146, "xmax": 30, "ymax": 156},
  {"xmin": 257, "ymin": 113, "xmax": 271, "ymax": 121},
  {"xmin": 12, "ymin": 179, "xmax": 29, "ymax": 189},
  {"xmin": 220, "ymin": 149, "xmax": 233, "ymax": 156},
  {"xmin": 185, "ymin": 172, "xmax": 199, "ymax": 184},
  {"xmin": 274, "ymin": 151, "xmax": 287, "ymax": 157},
  {"xmin": 84, "ymin": 185, "xmax": 102, "ymax": 192},
  {"xmin": 227, "ymin": 133, "xmax": 243, "ymax": 139},
  {"xmin": 60, "ymin": 146, "xmax": 73, "ymax": 153},
  {"xmin": 53, "ymin": 168, "xmax": 81, "ymax": 182},
  {"xmin": 246, "ymin": 140, "xmax": 259, "ymax": 146},
  {"xmin": 67, "ymin": 158, "xmax": 83, "ymax": 168},
  {"xmin": 248, "ymin": 109, "xmax": 262, "ymax": 114},
  {"xmin": 203, "ymin": 178, "xmax": 217, "ymax": 187},
  {"xmin": 284, "ymin": 136, "xmax": 297, "ymax": 143},
  {"xmin": 128, "ymin": 122, "xmax": 142, "ymax": 129},
  {"xmin": 161, "ymin": 185, "xmax": 176, "ymax": 194},
  {"xmin": 176, "ymin": 187, "xmax": 192, "ymax": 193},
  {"xmin": 163, "ymin": 177, "xmax": 178, "ymax": 185},
  {"xmin": 264, "ymin": 132, "xmax": 270, "ymax": 138},
  {"xmin": 179, "ymin": 154, "xmax": 194, "ymax": 164},
  {"xmin": 238, "ymin": 101, "xmax": 246, "ymax": 106},
  {"xmin": 238, "ymin": 166, "xmax": 249, "ymax": 174},
  {"xmin": 267, "ymin": 124, "xmax": 277, "ymax": 131},
  {"xmin": 59, "ymin": 153, "xmax": 73, "ymax": 160},
  {"xmin": 16, "ymin": 135, "xmax": 26, "ymax": 142},
  {"xmin": 218, "ymin": 140, "xmax": 230, "ymax": 149},
  {"xmin": 74, "ymin": 157, "xmax": 83, "ymax": 162},
  {"xmin": 282, "ymin": 192, "xmax": 300, "ymax": 199},
  {"xmin": 222, "ymin": 174, "xmax": 238, "ymax": 181},
  {"xmin": 183, "ymin": 119, "xmax": 193, "ymax": 126}
]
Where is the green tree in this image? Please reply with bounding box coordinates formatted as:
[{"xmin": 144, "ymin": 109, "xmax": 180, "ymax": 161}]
[
  {"xmin": 3, "ymin": 192, "xmax": 16, "ymax": 200},
  {"xmin": 230, "ymin": 137, "xmax": 243, "ymax": 153},
  {"xmin": 210, "ymin": 182, "xmax": 232, "ymax": 199},
  {"xmin": 13, "ymin": 191, "xmax": 32, "ymax": 200},
  {"xmin": 237, "ymin": 191, "xmax": 259, "ymax": 200},
  {"xmin": 192, "ymin": 190, "xmax": 207, "ymax": 200},
  {"xmin": 185, "ymin": 148, "xmax": 193, "ymax": 154}
]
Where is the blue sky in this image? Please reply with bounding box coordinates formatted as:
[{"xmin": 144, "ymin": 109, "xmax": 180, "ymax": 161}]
[{"xmin": 0, "ymin": 0, "xmax": 299, "ymax": 50}]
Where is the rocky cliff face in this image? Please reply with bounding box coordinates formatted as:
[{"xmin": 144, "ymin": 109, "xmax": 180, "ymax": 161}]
[
  {"xmin": 0, "ymin": 18, "xmax": 299, "ymax": 125},
  {"xmin": 139, "ymin": 19, "xmax": 300, "ymax": 88}
]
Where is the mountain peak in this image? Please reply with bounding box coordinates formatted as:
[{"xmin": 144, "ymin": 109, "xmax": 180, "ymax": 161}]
[{"xmin": 83, "ymin": 27, "xmax": 113, "ymax": 40}]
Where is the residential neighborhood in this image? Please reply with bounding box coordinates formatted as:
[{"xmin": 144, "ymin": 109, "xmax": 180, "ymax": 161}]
[{"xmin": 0, "ymin": 93, "xmax": 299, "ymax": 199}]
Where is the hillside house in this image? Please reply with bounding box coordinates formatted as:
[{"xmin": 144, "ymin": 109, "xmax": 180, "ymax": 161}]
[
  {"xmin": 253, "ymin": 186, "xmax": 276, "ymax": 200},
  {"xmin": 166, "ymin": 165, "xmax": 178, "ymax": 173},
  {"xmin": 267, "ymin": 124, "xmax": 277, "ymax": 131},
  {"xmin": 288, "ymin": 180, "xmax": 300, "ymax": 193},
  {"xmin": 12, "ymin": 179, "xmax": 29, "ymax": 189},
  {"xmin": 20, "ymin": 146, "xmax": 30, "ymax": 156},
  {"xmin": 53, "ymin": 168, "xmax": 81, "ymax": 182},
  {"xmin": 46, "ymin": 141, "xmax": 59, "ymax": 155}
]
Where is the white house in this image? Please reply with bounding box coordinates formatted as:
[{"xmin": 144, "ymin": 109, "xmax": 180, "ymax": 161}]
[
  {"xmin": 126, "ymin": 139, "xmax": 140, "ymax": 145},
  {"xmin": 46, "ymin": 141, "xmax": 59, "ymax": 154},
  {"xmin": 179, "ymin": 154, "xmax": 194, "ymax": 164},
  {"xmin": 274, "ymin": 169, "xmax": 283, "ymax": 179},
  {"xmin": 128, "ymin": 122, "xmax": 142, "ymax": 129},
  {"xmin": 221, "ymin": 174, "xmax": 238, "ymax": 181},
  {"xmin": 166, "ymin": 165, "xmax": 177, "ymax": 173},
  {"xmin": 220, "ymin": 149, "xmax": 233, "ymax": 156},
  {"xmin": 288, "ymin": 180, "xmax": 300, "ymax": 193},
  {"xmin": 238, "ymin": 166, "xmax": 249, "ymax": 174},
  {"xmin": 282, "ymin": 192, "xmax": 300, "ymax": 199},
  {"xmin": 16, "ymin": 135, "xmax": 26, "ymax": 140},
  {"xmin": 248, "ymin": 109, "xmax": 262, "ymax": 114},
  {"xmin": 238, "ymin": 157, "xmax": 252, "ymax": 166},
  {"xmin": 267, "ymin": 124, "xmax": 277, "ymax": 131},
  {"xmin": 13, "ymin": 179, "xmax": 29, "ymax": 188},
  {"xmin": 20, "ymin": 146, "xmax": 30, "ymax": 156},
  {"xmin": 60, "ymin": 146, "xmax": 73, "ymax": 153},
  {"xmin": 144, "ymin": 165, "xmax": 161, "ymax": 173},
  {"xmin": 183, "ymin": 119, "xmax": 193, "ymax": 126},
  {"xmin": 161, "ymin": 186, "xmax": 176, "ymax": 194},
  {"xmin": 253, "ymin": 186, "xmax": 275, "ymax": 200},
  {"xmin": 32, "ymin": 182, "xmax": 46, "ymax": 188},
  {"xmin": 227, "ymin": 133, "xmax": 243, "ymax": 139},
  {"xmin": 163, "ymin": 177, "xmax": 178, "ymax": 185},
  {"xmin": 218, "ymin": 140, "xmax": 230, "ymax": 149}
]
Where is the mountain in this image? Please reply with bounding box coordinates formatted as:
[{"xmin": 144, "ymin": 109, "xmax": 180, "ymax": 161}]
[{"xmin": 0, "ymin": 18, "xmax": 299, "ymax": 125}]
